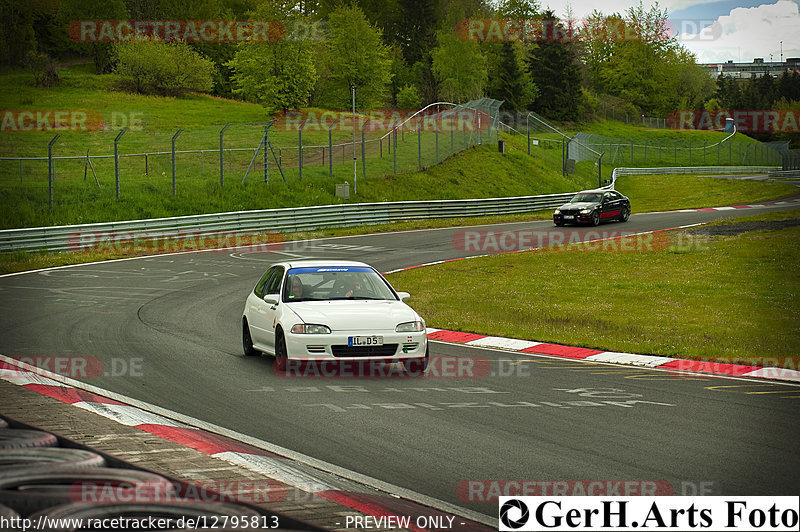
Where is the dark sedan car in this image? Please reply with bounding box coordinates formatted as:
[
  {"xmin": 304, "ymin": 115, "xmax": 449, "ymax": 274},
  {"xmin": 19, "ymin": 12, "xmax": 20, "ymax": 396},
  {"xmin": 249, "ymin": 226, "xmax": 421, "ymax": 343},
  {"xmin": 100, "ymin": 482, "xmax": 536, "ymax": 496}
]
[{"xmin": 553, "ymin": 189, "xmax": 631, "ymax": 226}]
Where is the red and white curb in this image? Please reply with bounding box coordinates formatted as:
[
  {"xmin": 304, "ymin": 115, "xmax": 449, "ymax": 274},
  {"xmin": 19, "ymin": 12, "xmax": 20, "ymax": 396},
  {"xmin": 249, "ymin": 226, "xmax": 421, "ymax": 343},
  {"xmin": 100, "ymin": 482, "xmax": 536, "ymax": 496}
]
[
  {"xmin": 425, "ymin": 329, "xmax": 800, "ymax": 383},
  {"xmin": 0, "ymin": 355, "xmax": 494, "ymax": 532}
]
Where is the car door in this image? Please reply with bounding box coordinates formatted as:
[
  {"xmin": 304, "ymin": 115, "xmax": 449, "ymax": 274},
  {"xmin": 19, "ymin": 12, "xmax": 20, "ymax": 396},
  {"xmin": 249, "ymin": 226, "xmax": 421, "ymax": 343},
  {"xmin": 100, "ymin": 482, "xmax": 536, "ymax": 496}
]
[
  {"xmin": 248, "ymin": 266, "xmax": 283, "ymax": 352},
  {"xmin": 600, "ymin": 192, "xmax": 619, "ymax": 220},
  {"xmin": 259, "ymin": 266, "xmax": 285, "ymax": 353}
]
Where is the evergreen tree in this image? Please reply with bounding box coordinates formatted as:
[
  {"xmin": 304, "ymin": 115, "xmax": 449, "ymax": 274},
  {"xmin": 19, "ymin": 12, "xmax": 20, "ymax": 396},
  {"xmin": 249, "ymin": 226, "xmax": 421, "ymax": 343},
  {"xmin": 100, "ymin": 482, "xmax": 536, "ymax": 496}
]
[
  {"xmin": 526, "ymin": 10, "xmax": 581, "ymax": 120},
  {"xmin": 395, "ymin": 0, "xmax": 439, "ymax": 66},
  {"xmin": 486, "ymin": 42, "xmax": 537, "ymax": 111}
]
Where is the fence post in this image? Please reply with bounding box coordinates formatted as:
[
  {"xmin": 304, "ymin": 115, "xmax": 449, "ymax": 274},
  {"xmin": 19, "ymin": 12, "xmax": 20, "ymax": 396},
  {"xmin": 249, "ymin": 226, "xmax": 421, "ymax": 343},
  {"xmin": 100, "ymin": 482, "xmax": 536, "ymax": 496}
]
[
  {"xmin": 171, "ymin": 129, "xmax": 182, "ymax": 196},
  {"xmin": 114, "ymin": 129, "xmax": 125, "ymax": 200},
  {"xmin": 598, "ymin": 153, "xmax": 603, "ymax": 188},
  {"xmin": 19, "ymin": 159, "xmax": 23, "ymax": 184},
  {"xmin": 561, "ymin": 138, "xmax": 566, "ymax": 176},
  {"xmin": 48, "ymin": 134, "xmax": 60, "ymax": 209},
  {"xmin": 298, "ymin": 120, "xmax": 306, "ymax": 181},
  {"xmin": 219, "ymin": 123, "xmax": 231, "ymax": 187},
  {"xmin": 328, "ymin": 120, "xmax": 336, "ymax": 177},
  {"xmin": 417, "ymin": 121, "xmax": 422, "ymax": 170},
  {"xmin": 477, "ymin": 110, "xmax": 482, "ymax": 145},
  {"xmin": 264, "ymin": 124, "xmax": 274, "ymax": 185},
  {"xmin": 435, "ymin": 127, "xmax": 439, "ymax": 163},
  {"xmin": 393, "ymin": 126, "xmax": 397, "ymax": 175},
  {"xmin": 526, "ymin": 114, "xmax": 530, "ymax": 155},
  {"xmin": 361, "ymin": 118, "xmax": 368, "ymax": 179}
]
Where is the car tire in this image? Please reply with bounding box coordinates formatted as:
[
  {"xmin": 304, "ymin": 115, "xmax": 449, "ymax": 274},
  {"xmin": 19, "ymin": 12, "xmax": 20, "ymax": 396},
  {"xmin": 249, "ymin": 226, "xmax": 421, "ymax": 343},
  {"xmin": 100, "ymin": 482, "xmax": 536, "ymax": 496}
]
[
  {"xmin": 273, "ymin": 330, "xmax": 287, "ymax": 372},
  {"xmin": 554, "ymin": 221, "xmax": 564, "ymax": 227},
  {"xmin": 591, "ymin": 211, "xmax": 600, "ymax": 226},
  {"xmin": 0, "ymin": 448, "xmax": 106, "ymax": 473},
  {"xmin": 620, "ymin": 206, "xmax": 630, "ymax": 222},
  {"xmin": 242, "ymin": 319, "xmax": 259, "ymax": 357},
  {"xmin": 0, "ymin": 468, "xmax": 172, "ymax": 516},
  {"xmin": 0, "ymin": 429, "xmax": 58, "ymax": 450}
]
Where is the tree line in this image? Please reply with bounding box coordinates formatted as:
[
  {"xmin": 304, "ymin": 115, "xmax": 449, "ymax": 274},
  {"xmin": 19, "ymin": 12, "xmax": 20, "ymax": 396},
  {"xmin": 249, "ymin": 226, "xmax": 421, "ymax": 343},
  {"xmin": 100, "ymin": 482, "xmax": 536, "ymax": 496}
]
[{"xmin": 2, "ymin": 0, "xmax": 798, "ymax": 133}]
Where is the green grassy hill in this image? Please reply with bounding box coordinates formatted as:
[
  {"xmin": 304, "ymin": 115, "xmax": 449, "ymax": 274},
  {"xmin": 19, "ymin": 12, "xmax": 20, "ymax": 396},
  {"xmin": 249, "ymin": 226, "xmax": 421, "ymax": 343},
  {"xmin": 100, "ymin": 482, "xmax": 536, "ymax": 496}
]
[{"xmin": 0, "ymin": 65, "xmax": 789, "ymax": 229}]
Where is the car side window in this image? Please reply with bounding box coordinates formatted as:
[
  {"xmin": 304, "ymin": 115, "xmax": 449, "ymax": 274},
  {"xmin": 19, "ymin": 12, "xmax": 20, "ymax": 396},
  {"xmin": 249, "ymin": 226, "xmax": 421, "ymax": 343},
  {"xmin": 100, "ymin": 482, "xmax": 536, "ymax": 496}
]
[
  {"xmin": 611, "ymin": 192, "xmax": 622, "ymax": 200},
  {"xmin": 253, "ymin": 268, "xmax": 273, "ymax": 298},
  {"xmin": 264, "ymin": 267, "xmax": 284, "ymax": 296}
]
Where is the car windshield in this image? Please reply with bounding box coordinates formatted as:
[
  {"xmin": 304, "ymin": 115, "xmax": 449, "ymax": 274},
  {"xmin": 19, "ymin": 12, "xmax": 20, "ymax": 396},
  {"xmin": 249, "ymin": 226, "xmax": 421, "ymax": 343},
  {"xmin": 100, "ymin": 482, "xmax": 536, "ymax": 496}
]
[
  {"xmin": 282, "ymin": 266, "xmax": 397, "ymax": 303},
  {"xmin": 569, "ymin": 193, "xmax": 602, "ymax": 203}
]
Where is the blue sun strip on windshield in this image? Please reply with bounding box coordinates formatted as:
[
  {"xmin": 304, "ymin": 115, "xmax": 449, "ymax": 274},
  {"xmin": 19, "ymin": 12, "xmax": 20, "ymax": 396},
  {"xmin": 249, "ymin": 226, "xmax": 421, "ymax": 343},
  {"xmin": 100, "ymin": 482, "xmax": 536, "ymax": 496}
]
[{"xmin": 287, "ymin": 267, "xmax": 373, "ymax": 274}]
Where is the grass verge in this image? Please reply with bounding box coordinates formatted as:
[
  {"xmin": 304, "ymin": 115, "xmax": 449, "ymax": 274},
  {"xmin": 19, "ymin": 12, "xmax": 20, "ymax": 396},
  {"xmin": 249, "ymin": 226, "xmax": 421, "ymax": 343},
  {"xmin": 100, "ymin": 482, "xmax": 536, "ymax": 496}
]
[
  {"xmin": 615, "ymin": 174, "xmax": 797, "ymax": 213},
  {"xmin": 387, "ymin": 211, "xmax": 800, "ymax": 366}
]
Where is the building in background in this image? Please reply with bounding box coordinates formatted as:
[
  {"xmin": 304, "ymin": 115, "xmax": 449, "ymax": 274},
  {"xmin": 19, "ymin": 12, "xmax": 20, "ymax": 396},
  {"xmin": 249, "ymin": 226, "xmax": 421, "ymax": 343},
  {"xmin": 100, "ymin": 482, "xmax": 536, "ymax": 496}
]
[{"xmin": 701, "ymin": 58, "xmax": 800, "ymax": 78}]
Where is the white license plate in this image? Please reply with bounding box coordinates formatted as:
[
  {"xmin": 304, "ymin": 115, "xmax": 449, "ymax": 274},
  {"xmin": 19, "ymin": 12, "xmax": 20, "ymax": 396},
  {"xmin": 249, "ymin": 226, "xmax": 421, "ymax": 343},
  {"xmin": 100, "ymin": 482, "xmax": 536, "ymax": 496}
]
[
  {"xmin": 348, "ymin": 335, "xmax": 383, "ymax": 346},
  {"xmin": 564, "ymin": 215, "xmax": 574, "ymax": 220}
]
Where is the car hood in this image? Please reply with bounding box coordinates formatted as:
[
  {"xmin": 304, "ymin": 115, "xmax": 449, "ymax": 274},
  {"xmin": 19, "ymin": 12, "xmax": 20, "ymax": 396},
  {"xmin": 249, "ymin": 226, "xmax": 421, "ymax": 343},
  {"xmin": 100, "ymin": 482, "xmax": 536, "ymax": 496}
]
[
  {"xmin": 559, "ymin": 201, "xmax": 599, "ymax": 210},
  {"xmin": 286, "ymin": 300, "xmax": 420, "ymax": 331}
]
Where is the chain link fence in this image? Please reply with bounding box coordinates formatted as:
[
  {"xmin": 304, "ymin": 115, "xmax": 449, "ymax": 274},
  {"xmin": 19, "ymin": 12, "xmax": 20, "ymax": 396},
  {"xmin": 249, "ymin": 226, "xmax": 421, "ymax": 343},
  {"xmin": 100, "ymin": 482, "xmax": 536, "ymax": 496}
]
[
  {"xmin": 497, "ymin": 112, "xmax": 607, "ymax": 190},
  {"xmin": 572, "ymin": 132, "xmax": 782, "ymax": 167},
  {"xmin": 0, "ymin": 99, "xmax": 503, "ymax": 219}
]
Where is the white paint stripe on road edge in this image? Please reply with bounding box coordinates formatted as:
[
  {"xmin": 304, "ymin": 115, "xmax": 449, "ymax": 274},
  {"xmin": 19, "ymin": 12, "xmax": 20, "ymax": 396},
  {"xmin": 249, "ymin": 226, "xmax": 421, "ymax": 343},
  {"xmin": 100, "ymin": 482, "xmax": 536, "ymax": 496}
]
[
  {"xmin": 427, "ymin": 341, "xmax": 800, "ymax": 386},
  {"xmin": 0, "ymin": 353, "xmax": 496, "ymax": 528}
]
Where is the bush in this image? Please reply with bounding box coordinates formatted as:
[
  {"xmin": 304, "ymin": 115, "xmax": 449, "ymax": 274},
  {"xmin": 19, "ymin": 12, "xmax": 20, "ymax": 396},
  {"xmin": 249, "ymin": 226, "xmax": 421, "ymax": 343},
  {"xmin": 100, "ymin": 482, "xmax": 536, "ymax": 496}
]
[
  {"xmin": 25, "ymin": 51, "xmax": 59, "ymax": 87},
  {"xmin": 113, "ymin": 40, "xmax": 215, "ymax": 95},
  {"xmin": 396, "ymin": 84, "xmax": 421, "ymax": 109}
]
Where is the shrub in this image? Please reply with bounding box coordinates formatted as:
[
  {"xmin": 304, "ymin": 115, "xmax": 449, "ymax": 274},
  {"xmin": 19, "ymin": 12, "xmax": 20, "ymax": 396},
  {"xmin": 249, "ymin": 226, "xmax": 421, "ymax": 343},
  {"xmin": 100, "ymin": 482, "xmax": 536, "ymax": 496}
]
[
  {"xmin": 396, "ymin": 84, "xmax": 421, "ymax": 110},
  {"xmin": 113, "ymin": 40, "xmax": 215, "ymax": 95},
  {"xmin": 25, "ymin": 50, "xmax": 59, "ymax": 87}
]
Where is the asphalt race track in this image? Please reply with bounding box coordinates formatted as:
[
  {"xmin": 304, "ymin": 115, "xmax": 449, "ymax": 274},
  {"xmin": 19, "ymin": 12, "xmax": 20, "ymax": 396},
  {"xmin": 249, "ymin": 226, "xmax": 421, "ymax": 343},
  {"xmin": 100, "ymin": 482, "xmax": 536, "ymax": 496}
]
[{"xmin": 1, "ymin": 205, "xmax": 799, "ymax": 518}]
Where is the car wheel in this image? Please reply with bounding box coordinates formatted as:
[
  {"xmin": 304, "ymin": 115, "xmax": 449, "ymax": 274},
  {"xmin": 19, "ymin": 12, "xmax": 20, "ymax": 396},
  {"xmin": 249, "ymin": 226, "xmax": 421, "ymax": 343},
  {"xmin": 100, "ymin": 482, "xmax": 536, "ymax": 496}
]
[
  {"xmin": 591, "ymin": 211, "xmax": 600, "ymax": 226},
  {"xmin": 620, "ymin": 206, "xmax": 630, "ymax": 222},
  {"xmin": 554, "ymin": 221, "xmax": 564, "ymax": 227},
  {"xmin": 242, "ymin": 319, "xmax": 259, "ymax": 357},
  {"xmin": 274, "ymin": 330, "xmax": 287, "ymax": 372}
]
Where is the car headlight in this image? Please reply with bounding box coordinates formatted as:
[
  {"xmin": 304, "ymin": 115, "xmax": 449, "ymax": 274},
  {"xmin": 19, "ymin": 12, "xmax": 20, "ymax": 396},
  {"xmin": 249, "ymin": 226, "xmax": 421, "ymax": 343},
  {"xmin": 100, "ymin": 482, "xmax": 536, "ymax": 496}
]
[
  {"xmin": 580, "ymin": 209, "xmax": 592, "ymax": 214},
  {"xmin": 291, "ymin": 324, "xmax": 331, "ymax": 334},
  {"xmin": 396, "ymin": 320, "xmax": 425, "ymax": 332},
  {"xmin": 554, "ymin": 209, "xmax": 561, "ymax": 215}
]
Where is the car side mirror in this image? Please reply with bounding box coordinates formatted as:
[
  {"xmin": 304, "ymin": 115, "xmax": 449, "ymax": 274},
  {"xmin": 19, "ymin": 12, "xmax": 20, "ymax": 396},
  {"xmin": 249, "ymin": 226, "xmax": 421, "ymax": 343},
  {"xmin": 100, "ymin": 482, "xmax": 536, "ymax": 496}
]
[
  {"xmin": 396, "ymin": 291, "xmax": 411, "ymax": 302},
  {"xmin": 263, "ymin": 294, "xmax": 279, "ymax": 305}
]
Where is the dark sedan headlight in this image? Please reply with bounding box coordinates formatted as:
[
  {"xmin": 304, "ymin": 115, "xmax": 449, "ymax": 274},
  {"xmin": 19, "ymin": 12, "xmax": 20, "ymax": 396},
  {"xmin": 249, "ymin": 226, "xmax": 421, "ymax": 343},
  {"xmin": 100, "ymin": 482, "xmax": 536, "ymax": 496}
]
[
  {"xmin": 291, "ymin": 324, "xmax": 331, "ymax": 334},
  {"xmin": 554, "ymin": 209, "xmax": 561, "ymax": 215},
  {"xmin": 396, "ymin": 320, "xmax": 425, "ymax": 332},
  {"xmin": 580, "ymin": 209, "xmax": 592, "ymax": 214}
]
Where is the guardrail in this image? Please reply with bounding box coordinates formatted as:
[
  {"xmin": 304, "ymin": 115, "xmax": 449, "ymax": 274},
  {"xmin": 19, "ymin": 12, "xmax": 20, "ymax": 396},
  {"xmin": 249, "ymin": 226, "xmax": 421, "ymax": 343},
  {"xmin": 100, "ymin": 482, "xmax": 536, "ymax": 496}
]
[
  {"xmin": 3, "ymin": 165, "xmax": 785, "ymax": 253},
  {"xmin": 0, "ymin": 193, "xmax": 575, "ymax": 253}
]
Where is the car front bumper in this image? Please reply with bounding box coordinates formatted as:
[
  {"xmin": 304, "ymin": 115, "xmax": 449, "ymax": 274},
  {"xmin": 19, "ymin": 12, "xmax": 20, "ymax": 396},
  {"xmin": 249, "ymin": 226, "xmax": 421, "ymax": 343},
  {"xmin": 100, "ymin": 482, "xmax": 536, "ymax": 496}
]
[
  {"xmin": 284, "ymin": 330, "xmax": 428, "ymax": 362},
  {"xmin": 554, "ymin": 212, "xmax": 593, "ymax": 224}
]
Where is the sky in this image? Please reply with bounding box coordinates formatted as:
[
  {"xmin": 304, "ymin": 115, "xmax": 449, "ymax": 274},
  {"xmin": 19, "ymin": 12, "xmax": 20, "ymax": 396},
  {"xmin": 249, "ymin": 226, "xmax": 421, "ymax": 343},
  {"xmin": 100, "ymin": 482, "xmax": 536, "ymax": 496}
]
[{"xmin": 541, "ymin": 0, "xmax": 800, "ymax": 63}]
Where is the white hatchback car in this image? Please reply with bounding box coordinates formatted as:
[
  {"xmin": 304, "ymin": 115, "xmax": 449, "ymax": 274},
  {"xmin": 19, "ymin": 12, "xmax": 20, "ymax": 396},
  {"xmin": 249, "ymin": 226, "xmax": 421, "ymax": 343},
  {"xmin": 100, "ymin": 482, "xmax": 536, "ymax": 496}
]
[{"xmin": 242, "ymin": 260, "xmax": 428, "ymax": 372}]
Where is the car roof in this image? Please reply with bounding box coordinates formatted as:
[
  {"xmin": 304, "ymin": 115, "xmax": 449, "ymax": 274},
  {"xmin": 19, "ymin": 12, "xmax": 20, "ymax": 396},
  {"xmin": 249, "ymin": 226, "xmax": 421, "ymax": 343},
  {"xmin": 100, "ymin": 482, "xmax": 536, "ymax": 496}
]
[
  {"xmin": 282, "ymin": 259, "xmax": 372, "ymax": 269},
  {"xmin": 576, "ymin": 189, "xmax": 607, "ymax": 194}
]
